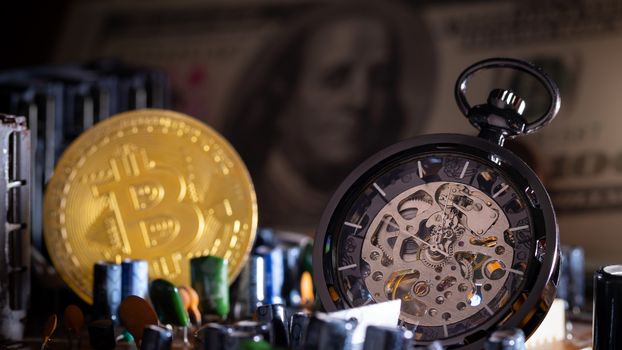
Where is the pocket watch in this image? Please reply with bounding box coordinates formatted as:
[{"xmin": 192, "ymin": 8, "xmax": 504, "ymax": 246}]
[{"xmin": 313, "ymin": 58, "xmax": 561, "ymax": 348}]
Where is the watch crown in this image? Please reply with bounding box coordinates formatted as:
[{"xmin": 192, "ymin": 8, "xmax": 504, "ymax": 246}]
[{"xmin": 487, "ymin": 89, "xmax": 526, "ymax": 116}]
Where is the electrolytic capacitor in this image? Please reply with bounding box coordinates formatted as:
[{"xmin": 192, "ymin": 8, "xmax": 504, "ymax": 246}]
[
  {"xmin": 301, "ymin": 241, "xmax": 313, "ymax": 274},
  {"xmin": 92, "ymin": 262, "xmax": 122, "ymax": 323},
  {"xmin": 256, "ymin": 246, "xmax": 285, "ymax": 305},
  {"xmin": 88, "ymin": 319, "xmax": 116, "ymax": 350},
  {"xmin": 253, "ymin": 228, "xmax": 276, "ymax": 249},
  {"xmin": 289, "ymin": 312, "xmax": 310, "ymax": 350},
  {"xmin": 283, "ymin": 246, "xmax": 302, "ymax": 306},
  {"xmin": 362, "ymin": 325, "xmax": 405, "ymax": 350},
  {"xmin": 190, "ymin": 256, "xmax": 230, "ymax": 320},
  {"xmin": 303, "ymin": 315, "xmax": 356, "ymax": 350},
  {"xmin": 141, "ymin": 325, "xmax": 173, "ymax": 350},
  {"xmin": 558, "ymin": 245, "xmax": 585, "ymax": 312},
  {"xmin": 234, "ymin": 255, "xmax": 265, "ymax": 319},
  {"xmin": 121, "ymin": 259, "xmax": 149, "ymax": 300},
  {"xmin": 593, "ymin": 265, "xmax": 622, "ymax": 350},
  {"xmin": 484, "ymin": 328, "xmax": 526, "ymax": 350},
  {"xmin": 256, "ymin": 303, "xmax": 289, "ymax": 348},
  {"xmin": 194, "ymin": 323, "xmax": 229, "ymax": 350}
]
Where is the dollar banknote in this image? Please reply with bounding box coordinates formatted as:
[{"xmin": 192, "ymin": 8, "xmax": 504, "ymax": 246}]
[{"xmin": 56, "ymin": 0, "xmax": 622, "ymax": 269}]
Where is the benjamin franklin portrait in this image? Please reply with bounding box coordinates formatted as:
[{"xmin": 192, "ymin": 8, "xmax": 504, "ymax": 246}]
[{"xmin": 223, "ymin": 2, "xmax": 436, "ymax": 234}]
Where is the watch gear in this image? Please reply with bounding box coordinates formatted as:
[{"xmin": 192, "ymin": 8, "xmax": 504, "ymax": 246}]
[
  {"xmin": 362, "ymin": 181, "xmax": 513, "ymax": 327},
  {"xmin": 315, "ymin": 58, "xmax": 561, "ymax": 348}
]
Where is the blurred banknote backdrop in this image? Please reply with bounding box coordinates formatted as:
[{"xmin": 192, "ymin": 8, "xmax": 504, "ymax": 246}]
[{"xmin": 56, "ymin": 0, "xmax": 622, "ymax": 270}]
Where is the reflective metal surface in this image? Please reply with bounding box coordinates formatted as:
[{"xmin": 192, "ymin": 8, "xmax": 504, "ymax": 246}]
[{"xmin": 44, "ymin": 109, "xmax": 257, "ymax": 303}]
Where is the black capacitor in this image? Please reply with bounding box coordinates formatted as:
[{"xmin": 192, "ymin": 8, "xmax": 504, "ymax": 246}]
[
  {"xmin": 290, "ymin": 312, "xmax": 311, "ymax": 350},
  {"xmin": 234, "ymin": 255, "xmax": 265, "ymax": 319},
  {"xmin": 256, "ymin": 303, "xmax": 289, "ymax": 347},
  {"xmin": 301, "ymin": 241, "xmax": 313, "ymax": 274},
  {"xmin": 253, "ymin": 228, "xmax": 276, "ymax": 250},
  {"xmin": 558, "ymin": 246, "xmax": 585, "ymax": 311},
  {"xmin": 363, "ymin": 325, "xmax": 404, "ymax": 350},
  {"xmin": 195, "ymin": 323, "xmax": 230, "ymax": 350},
  {"xmin": 121, "ymin": 259, "xmax": 149, "ymax": 300},
  {"xmin": 283, "ymin": 246, "xmax": 303, "ymax": 306},
  {"xmin": 234, "ymin": 320, "xmax": 272, "ymax": 342},
  {"xmin": 92, "ymin": 262, "xmax": 122, "ymax": 323},
  {"xmin": 484, "ymin": 328, "xmax": 525, "ymax": 350},
  {"xmin": 141, "ymin": 325, "xmax": 173, "ymax": 350},
  {"xmin": 256, "ymin": 246, "xmax": 285, "ymax": 305},
  {"xmin": 303, "ymin": 315, "xmax": 355, "ymax": 350},
  {"xmin": 88, "ymin": 319, "xmax": 116, "ymax": 350},
  {"xmin": 593, "ymin": 265, "xmax": 622, "ymax": 350}
]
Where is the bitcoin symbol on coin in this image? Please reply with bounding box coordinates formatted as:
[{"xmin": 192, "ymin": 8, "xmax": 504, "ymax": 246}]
[
  {"xmin": 93, "ymin": 144, "xmax": 204, "ymax": 257},
  {"xmin": 44, "ymin": 109, "xmax": 257, "ymax": 303}
]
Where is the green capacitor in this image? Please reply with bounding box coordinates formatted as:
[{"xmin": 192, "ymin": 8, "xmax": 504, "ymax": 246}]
[
  {"xmin": 149, "ymin": 279, "xmax": 189, "ymax": 327},
  {"xmin": 301, "ymin": 241, "xmax": 313, "ymax": 274},
  {"xmin": 190, "ymin": 256, "xmax": 230, "ymax": 319}
]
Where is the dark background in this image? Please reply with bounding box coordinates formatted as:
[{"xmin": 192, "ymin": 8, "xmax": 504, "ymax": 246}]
[{"xmin": 0, "ymin": 1, "xmax": 70, "ymax": 70}]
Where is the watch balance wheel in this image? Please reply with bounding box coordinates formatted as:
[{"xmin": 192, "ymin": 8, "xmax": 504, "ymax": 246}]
[{"xmin": 313, "ymin": 58, "xmax": 561, "ymax": 348}]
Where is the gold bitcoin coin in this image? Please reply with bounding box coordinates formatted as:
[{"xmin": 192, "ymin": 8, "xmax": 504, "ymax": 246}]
[{"xmin": 44, "ymin": 109, "xmax": 257, "ymax": 303}]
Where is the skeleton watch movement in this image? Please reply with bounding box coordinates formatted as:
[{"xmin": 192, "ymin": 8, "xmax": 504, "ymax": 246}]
[{"xmin": 313, "ymin": 58, "xmax": 561, "ymax": 348}]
